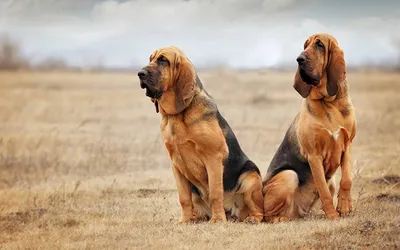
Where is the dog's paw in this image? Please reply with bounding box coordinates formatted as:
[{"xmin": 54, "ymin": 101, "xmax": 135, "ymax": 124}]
[
  {"xmin": 177, "ymin": 216, "xmax": 194, "ymax": 224},
  {"xmin": 337, "ymin": 193, "xmax": 353, "ymax": 217},
  {"xmin": 209, "ymin": 215, "xmax": 227, "ymax": 224},
  {"xmin": 244, "ymin": 215, "xmax": 263, "ymax": 224},
  {"xmin": 326, "ymin": 211, "xmax": 340, "ymax": 220}
]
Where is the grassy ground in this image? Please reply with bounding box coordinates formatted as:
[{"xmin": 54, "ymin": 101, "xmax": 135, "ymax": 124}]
[{"xmin": 0, "ymin": 70, "xmax": 399, "ymax": 249}]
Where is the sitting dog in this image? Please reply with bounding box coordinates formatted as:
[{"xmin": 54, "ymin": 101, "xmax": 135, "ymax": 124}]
[
  {"xmin": 263, "ymin": 34, "xmax": 357, "ymax": 222},
  {"xmin": 137, "ymin": 46, "xmax": 264, "ymax": 223}
]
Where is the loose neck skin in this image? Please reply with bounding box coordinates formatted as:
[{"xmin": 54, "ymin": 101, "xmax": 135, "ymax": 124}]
[
  {"xmin": 303, "ymin": 78, "xmax": 352, "ymax": 122},
  {"xmin": 158, "ymin": 75, "xmax": 205, "ymax": 117},
  {"xmin": 158, "ymin": 88, "xmax": 199, "ymax": 117},
  {"xmin": 306, "ymin": 74, "xmax": 348, "ymax": 105}
]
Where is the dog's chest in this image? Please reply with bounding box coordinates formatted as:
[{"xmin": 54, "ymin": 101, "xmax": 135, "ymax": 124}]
[
  {"xmin": 322, "ymin": 115, "xmax": 354, "ymax": 173},
  {"xmin": 321, "ymin": 128, "xmax": 347, "ymax": 174},
  {"xmin": 300, "ymin": 103, "xmax": 354, "ymax": 175},
  {"xmin": 161, "ymin": 117, "xmax": 208, "ymax": 187}
]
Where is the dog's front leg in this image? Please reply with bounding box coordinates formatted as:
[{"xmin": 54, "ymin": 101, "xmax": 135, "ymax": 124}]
[
  {"xmin": 172, "ymin": 166, "xmax": 194, "ymax": 224},
  {"xmin": 309, "ymin": 155, "xmax": 340, "ymax": 220},
  {"xmin": 205, "ymin": 158, "xmax": 227, "ymax": 223},
  {"xmin": 337, "ymin": 146, "xmax": 353, "ymax": 217}
]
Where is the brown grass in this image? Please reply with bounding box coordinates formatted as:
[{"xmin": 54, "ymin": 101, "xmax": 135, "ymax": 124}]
[{"xmin": 0, "ymin": 70, "xmax": 399, "ymax": 249}]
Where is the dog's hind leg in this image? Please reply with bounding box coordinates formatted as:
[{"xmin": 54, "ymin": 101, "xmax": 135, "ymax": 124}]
[
  {"xmin": 237, "ymin": 171, "xmax": 264, "ymax": 223},
  {"xmin": 263, "ymin": 170, "xmax": 299, "ymax": 223},
  {"xmin": 192, "ymin": 192, "xmax": 210, "ymax": 222}
]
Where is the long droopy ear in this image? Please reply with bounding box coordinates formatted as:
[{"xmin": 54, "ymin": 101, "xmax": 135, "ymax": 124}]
[
  {"xmin": 173, "ymin": 54, "xmax": 195, "ymax": 113},
  {"xmin": 327, "ymin": 42, "xmax": 345, "ymax": 96},
  {"xmin": 293, "ymin": 69, "xmax": 311, "ymax": 98}
]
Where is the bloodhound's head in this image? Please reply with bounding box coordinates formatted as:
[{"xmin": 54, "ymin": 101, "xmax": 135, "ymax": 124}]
[
  {"xmin": 293, "ymin": 33, "xmax": 346, "ymax": 99},
  {"xmin": 138, "ymin": 46, "xmax": 196, "ymax": 114}
]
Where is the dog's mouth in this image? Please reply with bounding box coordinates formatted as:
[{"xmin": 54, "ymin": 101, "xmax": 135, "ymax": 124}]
[
  {"xmin": 145, "ymin": 87, "xmax": 162, "ymax": 99},
  {"xmin": 140, "ymin": 80, "xmax": 163, "ymax": 99},
  {"xmin": 299, "ymin": 67, "xmax": 320, "ymax": 86},
  {"xmin": 140, "ymin": 80, "xmax": 162, "ymax": 113}
]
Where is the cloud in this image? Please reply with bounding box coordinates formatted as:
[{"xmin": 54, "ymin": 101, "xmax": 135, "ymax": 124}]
[{"xmin": 0, "ymin": 0, "xmax": 399, "ymax": 68}]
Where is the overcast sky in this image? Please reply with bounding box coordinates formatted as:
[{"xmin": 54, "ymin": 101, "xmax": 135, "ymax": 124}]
[{"xmin": 0, "ymin": 0, "xmax": 399, "ymax": 69}]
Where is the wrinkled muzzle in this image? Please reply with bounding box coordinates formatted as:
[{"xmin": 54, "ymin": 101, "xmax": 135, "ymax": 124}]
[
  {"xmin": 296, "ymin": 53, "xmax": 320, "ymax": 86},
  {"xmin": 137, "ymin": 68, "xmax": 163, "ymax": 99}
]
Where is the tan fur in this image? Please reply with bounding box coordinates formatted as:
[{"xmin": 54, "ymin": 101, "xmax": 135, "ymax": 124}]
[
  {"xmin": 142, "ymin": 46, "xmax": 263, "ymax": 224},
  {"xmin": 264, "ymin": 34, "xmax": 357, "ymax": 221},
  {"xmin": 162, "ymin": 95, "xmax": 228, "ymax": 223},
  {"xmin": 192, "ymin": 171, "xmax": 263, "ymax": 223}
]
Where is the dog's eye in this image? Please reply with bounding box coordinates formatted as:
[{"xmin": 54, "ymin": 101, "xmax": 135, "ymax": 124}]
[
  {"xmin": 316, "ymin": 41, "xmax": 324, "ymax": 50},
  {"xmin": 157, "ymin": 56, "xmax": 169, "ymax": 65}
]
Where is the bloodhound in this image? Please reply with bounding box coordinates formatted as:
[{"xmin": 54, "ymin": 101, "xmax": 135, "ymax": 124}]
[
  {"xmin": 262, "ymin": 33, "xmax": 357, "ymax": 222},
  {"xmin": 137, "ymin": 46, "xmax": 264, "ymax": 224}
]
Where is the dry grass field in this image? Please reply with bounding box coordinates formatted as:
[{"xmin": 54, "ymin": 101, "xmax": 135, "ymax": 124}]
[{"xmin": 0, "ymin": 70, "xmax": 399, "ymax": 249}]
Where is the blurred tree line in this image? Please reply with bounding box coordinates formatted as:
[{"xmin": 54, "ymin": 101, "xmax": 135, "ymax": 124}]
[
  {"xmin": 0, "ymin": 35, "xmax": 30, "ymax": 70},
  {"xmin": 1, "ymin": 33, "xmax": 400, "ymax": 72},
  {"xmin": 0, "ymin": 34, "xmax": 71, "ymax": 71},
  {"xmin": 0, "ymin": 34, "xmax": 109, "ymax": 72},
  {"xmin": 397, "ymin": 39, "xmax": 400, "ymax": 72}
]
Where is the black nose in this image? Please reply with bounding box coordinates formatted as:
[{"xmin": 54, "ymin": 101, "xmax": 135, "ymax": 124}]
[
  {"xmin": 296, "ymin": 55, "xmax": 306, "ymax": 65},
  {"xmin": 138, "ymin": 69, "xmax": 148, "ymax": 79}
]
